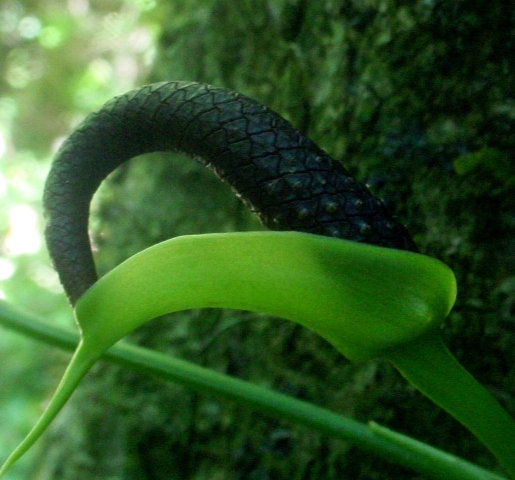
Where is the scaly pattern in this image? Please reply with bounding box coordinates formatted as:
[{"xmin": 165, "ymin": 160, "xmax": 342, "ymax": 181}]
[{"xmin": 44, "ymin": 81, "xmax": 418, "ymax": 305}]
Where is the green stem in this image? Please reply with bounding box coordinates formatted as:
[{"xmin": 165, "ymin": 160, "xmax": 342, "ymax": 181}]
[
  {"xmin": 388, "ymin": 331, "xmax": 515, "ymax": 479},
  {"xmin": 0, "ymin": 301, "xmax": 507, "ymax": 480}
]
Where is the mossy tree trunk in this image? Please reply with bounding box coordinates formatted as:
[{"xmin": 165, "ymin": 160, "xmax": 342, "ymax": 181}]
[{"xmin": 34, "ymin": 1, "xmax": 515, "ymax": 479}]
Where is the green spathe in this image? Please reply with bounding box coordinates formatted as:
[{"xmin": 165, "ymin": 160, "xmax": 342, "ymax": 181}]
[
  {"xmin": 77, "ymin": 231, "xmax": 456, "ymax": 362},
  {"xmin": 0, "ymin": 231, "xmax": 459, "ymax": 477}
]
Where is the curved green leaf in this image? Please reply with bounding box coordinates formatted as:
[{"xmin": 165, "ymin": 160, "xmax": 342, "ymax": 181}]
[
  {"xmin": 0, "ymin": 231, "xmax": 458, "ymax": 477},
  {"xmin": 77, "ymin": 231, "xmax": 457, "ymax": 361}
]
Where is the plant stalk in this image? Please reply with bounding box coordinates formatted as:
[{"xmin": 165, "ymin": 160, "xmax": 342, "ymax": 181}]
[
  {"xmin": 0, "ymin": 302, "xmax": 507, "ymax": 480},
  {"xmin": 388, "ymin": 331, "xmax": 515, "ymax": 479}
]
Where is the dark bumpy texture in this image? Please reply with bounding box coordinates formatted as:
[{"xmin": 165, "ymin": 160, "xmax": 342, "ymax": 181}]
[{"xmin": 44, "ymin": 81, "xmax": 418, "ymax": 305}]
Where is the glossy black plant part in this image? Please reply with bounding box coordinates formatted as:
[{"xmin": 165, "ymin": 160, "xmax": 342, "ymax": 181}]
[{"xmin": 44, "ymin": 81, "xmax": 418, "ymax": 306}]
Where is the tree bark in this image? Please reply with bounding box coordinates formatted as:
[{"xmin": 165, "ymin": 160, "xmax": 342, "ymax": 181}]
[{"xmin": 34, "ymin": 1, "xmax": 515, "ymax": 478}]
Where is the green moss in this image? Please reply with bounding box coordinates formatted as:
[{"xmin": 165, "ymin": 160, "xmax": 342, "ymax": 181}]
[
  {"xmin": 453, "ymin": 146, "xmax": 515, "ymax": 188},
  {"xmin": 34, "ymin": 0, "xmax": 515, "ymax": 478}
]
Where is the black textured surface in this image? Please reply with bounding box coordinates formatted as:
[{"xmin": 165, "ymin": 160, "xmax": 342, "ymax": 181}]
[{"xmin": 43, "ymin": 81, "xmax": 417, "ymax": 305}]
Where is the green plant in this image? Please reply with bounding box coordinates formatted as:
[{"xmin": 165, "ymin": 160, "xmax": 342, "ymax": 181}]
[
  {"xmin": 1, "ymin": 82, "xmax": 515, "ymax": 479},
  {"xmin": 1, "ymin": 232, "xmax": 515, "ymax": 478},
  {"xmin": 0, "ymin": 295, "xmax": 508, "ymax": 480}
]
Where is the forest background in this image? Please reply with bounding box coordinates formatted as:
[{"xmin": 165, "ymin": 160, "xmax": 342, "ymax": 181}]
[{"xmin": 1, "ymin": 1, "xmax": 515, "ymax": 479}]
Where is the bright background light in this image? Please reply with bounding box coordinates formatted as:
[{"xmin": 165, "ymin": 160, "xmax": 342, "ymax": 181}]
[{"xmin": 4, "ymin": 204, "xmax": 41, "ymax": 256}]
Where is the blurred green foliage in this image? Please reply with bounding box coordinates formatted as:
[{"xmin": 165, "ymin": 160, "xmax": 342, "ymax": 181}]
[
  {"xmin": 1, "ymin": 0, "xmax": 515, "ymax": 478},
  {"xmin": 454, "ymin": 146, "xmax": 515, "ymax": 188},
  {"xmin": 0, "ymin": 1, "xmax": 160, "ymax": 478}
]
